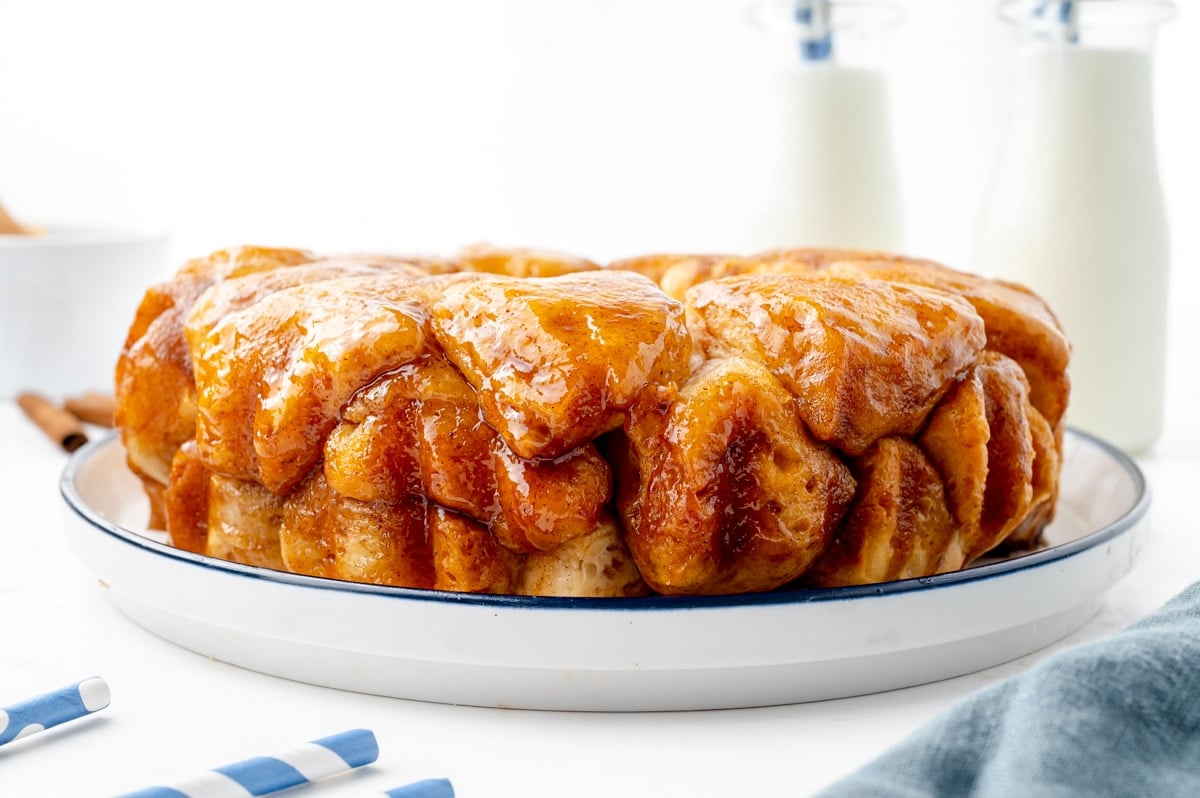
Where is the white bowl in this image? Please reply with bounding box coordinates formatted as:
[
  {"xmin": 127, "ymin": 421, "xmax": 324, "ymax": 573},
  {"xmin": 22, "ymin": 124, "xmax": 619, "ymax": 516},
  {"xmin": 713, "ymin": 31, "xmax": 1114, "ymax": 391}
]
[{"xmin": 0, "ymin": 227, "xmax": 169, "ymax": 397}]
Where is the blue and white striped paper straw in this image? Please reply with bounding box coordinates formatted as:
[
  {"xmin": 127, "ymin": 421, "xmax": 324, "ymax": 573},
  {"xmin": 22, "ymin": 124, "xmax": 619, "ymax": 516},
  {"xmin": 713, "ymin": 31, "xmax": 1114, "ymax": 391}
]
[
  {"xmin": 0, "ymin": 677, "xmax": 110, "ymax": 746},
  {"xmin": 117, "ymin": 729, "xmax": 378, "ymax": 798},
  {"xmin": 376, "ymin": 778, "xmax": 455, "ymax": 798}
]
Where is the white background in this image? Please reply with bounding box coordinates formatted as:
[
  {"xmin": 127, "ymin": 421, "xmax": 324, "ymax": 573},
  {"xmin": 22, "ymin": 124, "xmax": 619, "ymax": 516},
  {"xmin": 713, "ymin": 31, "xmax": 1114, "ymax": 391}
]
[{"xmin": 0, "ymin": 0, "xmax": 1196, "ymax": 277}]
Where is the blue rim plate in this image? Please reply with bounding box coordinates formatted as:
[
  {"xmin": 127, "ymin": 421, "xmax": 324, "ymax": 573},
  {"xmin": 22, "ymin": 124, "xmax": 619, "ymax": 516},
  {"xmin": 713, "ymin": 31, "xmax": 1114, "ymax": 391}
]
[{"xmin": 59, "ymin": 429, "xmax": 1149, "ymax": 711}]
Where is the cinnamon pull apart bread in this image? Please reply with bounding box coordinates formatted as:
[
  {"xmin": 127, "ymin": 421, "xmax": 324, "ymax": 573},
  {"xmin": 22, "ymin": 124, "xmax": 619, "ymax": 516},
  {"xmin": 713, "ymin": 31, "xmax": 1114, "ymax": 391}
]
[{"xmin": 115, "ymin": 244, "xmax": 1069, "ymax": 597}]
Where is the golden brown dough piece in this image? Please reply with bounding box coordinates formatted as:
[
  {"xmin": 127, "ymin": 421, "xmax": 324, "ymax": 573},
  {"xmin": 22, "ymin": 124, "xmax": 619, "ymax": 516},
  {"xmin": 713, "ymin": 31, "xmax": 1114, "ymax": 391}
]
[
  {"xmin": 163, "ymin": 440, "xmax": 211, "ymax": 555},
  {"xmin": 326, "ymin": 355, "xmax": 492, "ymax": 513},
  {"xmin": 517, "ymin": 514, "xmax": 645, "ymax": 597},
  {"xmin": 205, "ymin": 473, "xmax": 287, "ymax": 569},
  {"xmin": 920, "ymin": 352, "xmax": 1039, "ymax": 564},
  {"xmin": 615, "ymin": 247, "xmax": 908, "ymax": 302},
  {"xmin": 430, "ymin": 270, "xmax": 694, "ymax": 459},
  {"xmin": 688, "ymin": 273, "xmax": 987, "ymax": 456},
  {"xmin": 164, "ymin": 439, "xmax": 286, "ymax": 569},
  {"xmin": 805, "ymin": 437, "xmax": 956, "ymax": 587},
  {"xmin": 116, "ymin": 246, "xmax": 314, "ymax": 490},
  {"xmin": 430, "ymin": 507, "xmax": 520, "ymax": 594},
  {"xmin": 818, "ymin": 256, "xmax": 1071, "ymax": 432},
  {"xmin": 190, "ymin": 272, "xmax": 430, "ymax": 494},
  {"xmin": 490, "ymin": 442, "xmax": 612, "ymax": 553},
  {"xmin": 118, "ymin": 249, "xmax": 441, "ymax": 525},
  {"xmin": 324, "ymin": 356, "xmax": 613, "ymax": 551},
  {"xmin": 318, "ymin": 353, "xmax": 632, "ymax": 594},
  {"xmin": 1004, "ymin": 403, "xmax": 1060, "ymax": 549},
  {"xmin": 280, "ymin": 470, "xmax": 435, "ymax": 587},
  {"xmin": 618, "ymin": 357, "xmax": 855, "ymax": 595},
  {"xmin": 185, "ymin": 257, "xmax": 427, "ymax": 348},
  {"xmin": 456, "ymin": 244, "xmax": 600, "ymax": 277},
  {"xmin": 611, "ymin": 254, "xmax": 737, "ymax": 301}
]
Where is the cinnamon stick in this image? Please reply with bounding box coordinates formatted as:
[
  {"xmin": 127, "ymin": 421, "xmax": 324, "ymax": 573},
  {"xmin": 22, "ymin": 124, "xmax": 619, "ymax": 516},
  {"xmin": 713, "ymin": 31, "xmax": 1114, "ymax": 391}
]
[
  {"xmin": 17, "ymin": 391, "xmax": 88, "ymax": 452},
  {"xmin": 64, "ymin": 391, "xmax": 117, "ymax": 428}
]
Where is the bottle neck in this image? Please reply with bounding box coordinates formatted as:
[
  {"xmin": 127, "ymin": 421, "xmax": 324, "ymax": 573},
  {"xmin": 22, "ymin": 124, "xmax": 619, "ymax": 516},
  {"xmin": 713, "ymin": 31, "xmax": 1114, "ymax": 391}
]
[
  {"xmin": 750, "ymin": 1, "xmax": 901, "ymax": 71},
  {"xmin": 999, "ymin": 0, "xmax": 1174, "ymax": 52}
]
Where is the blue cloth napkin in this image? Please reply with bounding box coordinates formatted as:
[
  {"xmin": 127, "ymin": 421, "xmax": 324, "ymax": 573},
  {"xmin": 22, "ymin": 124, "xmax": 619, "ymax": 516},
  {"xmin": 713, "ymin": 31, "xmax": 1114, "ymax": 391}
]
[{"xmin": 817, "ymin": 580, "xmax": 1200, "ymax": 797}]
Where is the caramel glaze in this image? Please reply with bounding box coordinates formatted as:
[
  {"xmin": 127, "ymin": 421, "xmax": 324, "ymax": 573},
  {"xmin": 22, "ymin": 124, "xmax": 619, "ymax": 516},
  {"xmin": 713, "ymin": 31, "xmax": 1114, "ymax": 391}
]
[
  {"xmin": 192, "ymin": 272, "xmax": 431, "ymax": 494},
  {"xmin": 804, "ymin": 437, "xmax": 956, "ymax": 588},
  {"xmin": 687, "ymin": 273, "xmax": 988, "ymax": 456},
  {"xmin": 156, "ymin": 254, "xmax": 660, "ymax": 595},
  {"xmin": 122, "ymin": 244, "xmax": 1068, "ymax": 596},
  {"xmin": 116, "ymin": 246, "xmax": 315, "ymax": 488},
  {"xmin": 820, "ymin": 257, "xmax": 1071, "ymax": 435},
  {"xmin": 430, "ymin": 270, "xmax": 694, "ymax": 460},
  {"xmin": 920, "ymin": 352, "xmax": 1038, "ymax": 564},
  {"xmin": 617, "ymin": 358, "xmax": 855, "ymax": 595},
  {"xmin": 624, "ymin": 246, "xmax": 1070, "ymax": 438}
]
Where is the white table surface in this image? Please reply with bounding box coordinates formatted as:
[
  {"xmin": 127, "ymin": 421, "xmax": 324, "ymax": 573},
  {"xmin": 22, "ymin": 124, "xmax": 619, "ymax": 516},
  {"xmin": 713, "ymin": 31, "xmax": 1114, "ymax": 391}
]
[{"xmin": 2, "ymin": 295, "xmax": 1198, "ymax": 797}]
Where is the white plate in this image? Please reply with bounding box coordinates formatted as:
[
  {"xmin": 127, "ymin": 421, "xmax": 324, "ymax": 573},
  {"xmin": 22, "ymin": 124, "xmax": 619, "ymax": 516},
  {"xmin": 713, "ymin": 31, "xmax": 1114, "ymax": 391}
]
[{"xmin": 60, "ymin": 430, "xmax": 1148, "ymax": 711}]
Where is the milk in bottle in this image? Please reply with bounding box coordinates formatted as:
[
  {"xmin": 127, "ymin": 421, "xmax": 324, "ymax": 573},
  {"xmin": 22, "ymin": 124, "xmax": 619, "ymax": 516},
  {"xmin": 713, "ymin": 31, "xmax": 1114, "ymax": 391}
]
[
  {"xmin": 750, "ymin": 1, "xmax": 904, "ymax": 250},
  {"xmin": 975, "ymin": 0, "xmax": 1174, "ymax": 452}
]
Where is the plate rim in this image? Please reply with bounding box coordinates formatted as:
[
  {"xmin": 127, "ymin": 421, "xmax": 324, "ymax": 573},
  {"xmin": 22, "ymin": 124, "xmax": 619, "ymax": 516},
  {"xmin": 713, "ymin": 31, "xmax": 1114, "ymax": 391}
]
[{"xmin": 60, "ymin": 428, "xmax": 1150, "ymax": 613}]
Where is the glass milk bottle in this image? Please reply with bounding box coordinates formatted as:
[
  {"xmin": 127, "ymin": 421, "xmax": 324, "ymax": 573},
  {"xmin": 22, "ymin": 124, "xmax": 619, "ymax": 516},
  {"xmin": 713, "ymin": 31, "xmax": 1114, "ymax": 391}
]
[
  {"xmin": 975, "ymin": 0, "xmax": 1175, "ymax": 452},
  {"xmin": 749, "ymin": 1, "xmax": 905, "ymax": 250}
]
